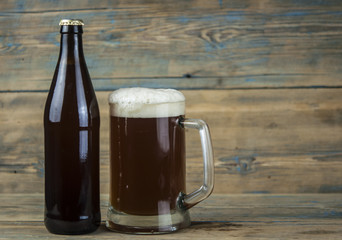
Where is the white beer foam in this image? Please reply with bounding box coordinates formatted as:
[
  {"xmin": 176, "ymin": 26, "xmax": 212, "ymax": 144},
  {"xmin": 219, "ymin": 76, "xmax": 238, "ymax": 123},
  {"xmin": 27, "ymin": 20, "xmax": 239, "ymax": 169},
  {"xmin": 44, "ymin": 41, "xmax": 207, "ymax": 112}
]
[{"xmin": 109, "ymin": 88, "xmax": 185, "ymax": 118}]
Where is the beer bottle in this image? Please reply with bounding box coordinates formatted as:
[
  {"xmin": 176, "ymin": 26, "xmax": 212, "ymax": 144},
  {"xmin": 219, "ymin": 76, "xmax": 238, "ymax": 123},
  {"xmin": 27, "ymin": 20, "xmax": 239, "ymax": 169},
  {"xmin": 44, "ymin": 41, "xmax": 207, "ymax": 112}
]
[{"xmin": 44, "ymin": 19, "xmax": 101, "ymax": 234}]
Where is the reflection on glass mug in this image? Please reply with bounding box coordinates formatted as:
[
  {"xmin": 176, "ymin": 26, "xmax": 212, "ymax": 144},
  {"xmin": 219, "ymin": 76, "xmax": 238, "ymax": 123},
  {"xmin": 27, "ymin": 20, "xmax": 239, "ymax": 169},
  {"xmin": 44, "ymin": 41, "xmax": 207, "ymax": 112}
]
[{"xmin": 106, "ymin": 88, "xmax": 214, "ymax": 234}]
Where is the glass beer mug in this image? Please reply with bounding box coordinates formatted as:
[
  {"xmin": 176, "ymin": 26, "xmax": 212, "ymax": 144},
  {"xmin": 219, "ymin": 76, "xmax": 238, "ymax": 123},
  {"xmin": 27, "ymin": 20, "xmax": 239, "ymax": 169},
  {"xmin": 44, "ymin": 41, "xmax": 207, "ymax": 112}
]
[{"xmin": 106, "ymin": 88, "xmax": 214, "ymax": 234}]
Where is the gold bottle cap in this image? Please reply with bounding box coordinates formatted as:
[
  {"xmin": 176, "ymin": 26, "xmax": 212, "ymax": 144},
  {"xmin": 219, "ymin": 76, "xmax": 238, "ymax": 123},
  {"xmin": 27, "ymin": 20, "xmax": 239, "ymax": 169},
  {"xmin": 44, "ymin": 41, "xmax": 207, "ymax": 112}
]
[{"xmin": 59, "ymin": 19, "xmax": 84, "ymax": 26}]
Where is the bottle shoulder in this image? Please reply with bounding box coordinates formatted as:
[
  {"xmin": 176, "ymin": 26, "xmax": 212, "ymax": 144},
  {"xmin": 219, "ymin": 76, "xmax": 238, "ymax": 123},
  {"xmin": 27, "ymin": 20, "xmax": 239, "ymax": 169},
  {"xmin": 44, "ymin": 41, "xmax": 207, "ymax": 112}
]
[{"xmin": 44, "ymin": 79, "xmax": 100, "ymax": 126}]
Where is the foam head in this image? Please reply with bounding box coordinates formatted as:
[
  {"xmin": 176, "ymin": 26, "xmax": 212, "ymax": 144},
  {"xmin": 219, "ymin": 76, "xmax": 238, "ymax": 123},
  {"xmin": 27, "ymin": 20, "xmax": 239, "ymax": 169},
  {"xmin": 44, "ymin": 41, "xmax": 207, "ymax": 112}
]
[{"xmin": 108, "ymin": 88, "xmax": 185, "ymax": 118}]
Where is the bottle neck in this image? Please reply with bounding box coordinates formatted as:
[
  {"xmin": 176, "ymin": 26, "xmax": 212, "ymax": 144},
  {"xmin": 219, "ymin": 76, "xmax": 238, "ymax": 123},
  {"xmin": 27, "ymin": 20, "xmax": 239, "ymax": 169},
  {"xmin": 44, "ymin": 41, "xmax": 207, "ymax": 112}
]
[{"xmin": 59, "ymin": 25, "xmax": 85, "ymax": 64}]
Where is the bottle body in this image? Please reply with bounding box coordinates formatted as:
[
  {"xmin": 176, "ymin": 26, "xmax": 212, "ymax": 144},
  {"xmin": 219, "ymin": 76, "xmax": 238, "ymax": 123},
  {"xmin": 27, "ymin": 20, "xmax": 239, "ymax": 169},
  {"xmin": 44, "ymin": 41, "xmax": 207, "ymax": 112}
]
[{"xmin": 44, "ymin": 22, "xmax": 101, "ymax": 235}]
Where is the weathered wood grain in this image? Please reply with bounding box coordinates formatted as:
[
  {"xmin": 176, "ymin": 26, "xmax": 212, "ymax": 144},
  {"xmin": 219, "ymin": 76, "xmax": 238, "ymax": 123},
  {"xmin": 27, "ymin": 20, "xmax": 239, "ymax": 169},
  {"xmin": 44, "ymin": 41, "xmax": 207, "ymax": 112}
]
[
  {"xmin": 2, "ymin": 0, "xmax": 341, "ymax": 12},
  {"xmin": 1, "ymin": 89, "xmax": 342, "ymax": 194},
  {"xmin": 0, "ymin": 194, "xmax": 341, "ymax": 239},
  {"xmin": 1, "ymin": 3, "xmax": 341, "ymax": 239},
  {"xmin": 2, "ymin": 220, "xmax": 341, "ymax": 239},
  {"xmin": 1, "ymin": 0, "xmax": 342, "ymax": 90},
  {"xmin": 2, "ymin": 193, "xmax": 342, "ymax": 221}
]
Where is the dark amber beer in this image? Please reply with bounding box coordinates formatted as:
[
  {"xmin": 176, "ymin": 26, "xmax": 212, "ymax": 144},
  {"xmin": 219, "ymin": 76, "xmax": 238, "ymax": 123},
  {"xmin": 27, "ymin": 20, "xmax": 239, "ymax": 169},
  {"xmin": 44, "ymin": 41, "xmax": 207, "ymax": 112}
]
[
  {"xmin": 44, "ymin": 19, "xmax": 100, "ymax": 235},
  {"xmin": 108, "ymin": 88, "xmax": 187, "ymax": 217},
  {"xmin": 110, "ymin": 116, "xmax": 186, "ymax": 215}
]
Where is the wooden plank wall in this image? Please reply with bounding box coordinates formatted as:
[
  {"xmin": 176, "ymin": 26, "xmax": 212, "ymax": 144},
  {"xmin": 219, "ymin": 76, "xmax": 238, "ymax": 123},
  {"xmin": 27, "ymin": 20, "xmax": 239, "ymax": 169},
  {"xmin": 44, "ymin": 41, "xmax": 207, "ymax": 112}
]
[{"xmin": 1, "ymin": 0, "xmax": 342, "ymax": 194}]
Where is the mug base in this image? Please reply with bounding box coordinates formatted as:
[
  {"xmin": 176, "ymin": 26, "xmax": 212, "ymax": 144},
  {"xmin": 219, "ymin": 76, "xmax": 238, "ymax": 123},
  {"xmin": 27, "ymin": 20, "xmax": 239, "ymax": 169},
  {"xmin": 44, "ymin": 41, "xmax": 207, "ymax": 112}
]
[{"xmin": 106, "ymin": 206, "xmax": 191, "ymax": 234}]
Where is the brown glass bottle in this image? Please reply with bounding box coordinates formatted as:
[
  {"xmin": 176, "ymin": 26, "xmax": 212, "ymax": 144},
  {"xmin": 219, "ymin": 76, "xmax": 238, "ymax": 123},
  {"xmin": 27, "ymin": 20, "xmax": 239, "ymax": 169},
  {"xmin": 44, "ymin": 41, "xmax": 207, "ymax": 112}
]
[{"xmin": 44, "ymin": 19, "xmax": 101, "ymax": 235}]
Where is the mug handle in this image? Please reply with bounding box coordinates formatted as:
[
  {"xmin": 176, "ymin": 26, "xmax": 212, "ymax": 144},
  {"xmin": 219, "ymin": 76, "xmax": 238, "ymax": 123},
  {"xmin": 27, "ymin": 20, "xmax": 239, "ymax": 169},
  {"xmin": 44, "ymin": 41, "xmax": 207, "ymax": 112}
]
[{"xmin": 178, "ymin": 117, "xmax": 214, "ymax": 210}]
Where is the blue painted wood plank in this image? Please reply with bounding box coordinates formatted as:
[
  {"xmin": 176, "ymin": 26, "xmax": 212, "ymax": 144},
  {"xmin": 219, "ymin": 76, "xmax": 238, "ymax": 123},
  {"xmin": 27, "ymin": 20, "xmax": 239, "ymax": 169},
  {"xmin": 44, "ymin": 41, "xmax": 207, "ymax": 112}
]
[{"xmin": 1, "ymin": 1, "xmax": 342, "ymax": 91}]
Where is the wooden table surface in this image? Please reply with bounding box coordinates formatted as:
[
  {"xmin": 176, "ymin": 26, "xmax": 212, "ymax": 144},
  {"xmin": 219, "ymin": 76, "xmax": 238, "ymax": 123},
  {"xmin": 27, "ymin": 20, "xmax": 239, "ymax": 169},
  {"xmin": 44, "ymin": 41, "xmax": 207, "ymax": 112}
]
[{"xmin": 1, "ymin": 194, "xmax": 341, "ymax": 239}]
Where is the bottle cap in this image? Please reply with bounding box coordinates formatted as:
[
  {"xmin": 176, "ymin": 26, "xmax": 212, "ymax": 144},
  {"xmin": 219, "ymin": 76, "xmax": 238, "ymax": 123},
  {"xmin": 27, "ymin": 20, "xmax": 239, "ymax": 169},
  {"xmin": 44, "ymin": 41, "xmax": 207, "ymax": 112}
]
[{"xmin": 59, "ymin": 19, "xmax": 84, "ymax": 26}]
